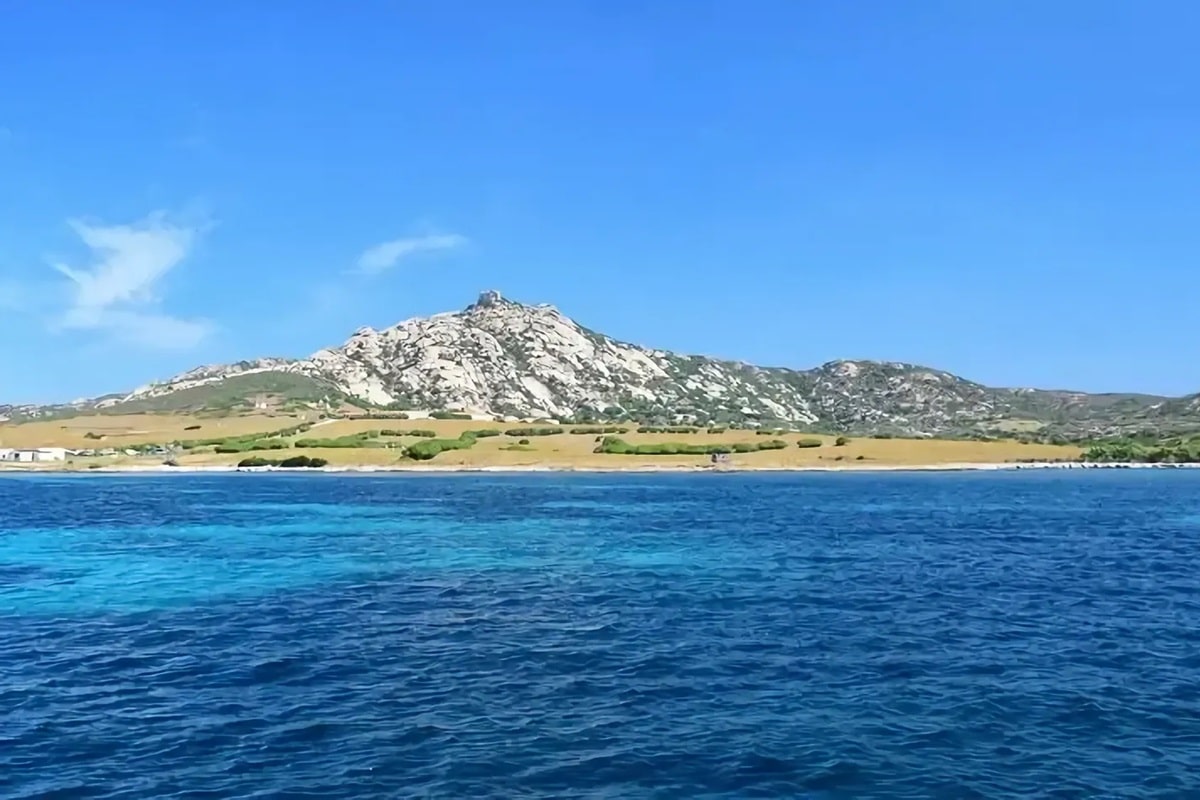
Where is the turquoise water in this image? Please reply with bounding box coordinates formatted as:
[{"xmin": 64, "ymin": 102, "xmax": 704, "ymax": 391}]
[{"xmin": 3, "ymin": 472, "xmax": 1199, "ymax": 797}]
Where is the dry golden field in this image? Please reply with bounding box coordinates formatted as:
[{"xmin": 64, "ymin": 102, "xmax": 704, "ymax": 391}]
[
  {"xmin": 0, "ymin": 413, "xmax": 1083, "ymax": 470},
  {"xmin": 0, "ymin": 413, "xmax": 304, "ymax": 449}
]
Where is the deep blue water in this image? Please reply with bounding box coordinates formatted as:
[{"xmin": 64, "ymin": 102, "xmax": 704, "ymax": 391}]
[{"xmin": 3, "ymin": 472, "xmax": 1200, "ymax": 798}]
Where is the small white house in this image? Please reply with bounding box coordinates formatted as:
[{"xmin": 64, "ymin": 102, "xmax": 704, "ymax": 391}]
[{"xmin": 0, "ymin": 447, "xmax": 68, "ymax": 462}]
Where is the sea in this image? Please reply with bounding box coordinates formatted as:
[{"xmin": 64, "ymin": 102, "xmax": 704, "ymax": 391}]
[{"xmin": 2, "ymin": 471, "xmax": 1199, "ymax": 798}]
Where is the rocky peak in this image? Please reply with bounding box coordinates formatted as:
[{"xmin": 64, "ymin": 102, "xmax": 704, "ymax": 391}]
[{"xmin": 466, "ymin": 289, "xmax": 514, "ymax": 312}]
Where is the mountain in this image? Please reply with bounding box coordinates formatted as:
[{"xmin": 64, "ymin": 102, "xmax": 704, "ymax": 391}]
[{"xmin": 14, "ymin": 291, "xmax": 1200, "ymax": 437}]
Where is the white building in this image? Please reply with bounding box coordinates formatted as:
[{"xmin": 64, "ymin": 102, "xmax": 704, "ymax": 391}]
[{"xmin": 0, "ymin": 447, "xmax": 68, "ymax": 462}]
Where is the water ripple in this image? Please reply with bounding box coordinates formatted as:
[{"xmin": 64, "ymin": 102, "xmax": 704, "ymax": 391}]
[{"xmin": 2, "ymin": 472, "xmax": 1200, "ymax": 798}]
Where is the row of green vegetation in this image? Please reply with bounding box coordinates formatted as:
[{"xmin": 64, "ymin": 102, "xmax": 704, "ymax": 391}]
[
  {"xmin": 1082, "ymin": 439, "xmax": 1200, "ymax": 463},
  {"xmin": 215, "ymin": 439, "xmax": 291, "ymax": 453},
  {"xmin": 569, "ymin": 426, "xmax": 630, "ymax": 435},
  {"xmin": 404, "ymin": 429, "xmax": 499, "ymax": 460},
  {"xmin": 236, "ymin": 455, "xmax": 329, "ymax": 468},
  {"xmin": 505, "ymin": 427, "xmax": 565, "ymax": 437},
  {"xmin": 595, "ymin": 436, "xmax": 791, "ymax": 456},
  {"xmin": 380, "ymin": 428, "xmax": 438, "ymax": 438},
  {"xmin": 175, "ymin": 421, "xmax": 318, "ymax": 452},
  {"xmin": 294, "ymin": 433, "xmax": 383, "ymax": 449}
]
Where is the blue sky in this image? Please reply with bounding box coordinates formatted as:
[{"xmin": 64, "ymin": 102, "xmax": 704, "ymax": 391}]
[{"xmin": 1, "ymin": 2, "xmax": 1197, "ymax": 403}]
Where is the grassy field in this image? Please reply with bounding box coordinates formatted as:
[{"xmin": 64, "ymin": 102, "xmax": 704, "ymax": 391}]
[
  {"xmin": 0, "ymin": 414, "xmax": 1084, "ymax": 470},
  {"xmin": 0, "ymin": 413, "xmax": 307, "ymax": 449}
]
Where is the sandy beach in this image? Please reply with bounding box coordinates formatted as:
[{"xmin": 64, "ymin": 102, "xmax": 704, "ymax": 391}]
[{"xmin": 4, "ymin": 461, "xmax": 1195, "ymax": 476}]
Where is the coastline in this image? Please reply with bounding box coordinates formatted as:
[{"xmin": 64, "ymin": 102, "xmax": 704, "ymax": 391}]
[{"xmin": 3, "ymin": 461, "xmax": 1197, "ymax": 476}]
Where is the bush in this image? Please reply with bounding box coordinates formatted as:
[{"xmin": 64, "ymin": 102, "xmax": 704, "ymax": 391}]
[
  {"xmin": 797, "ymin": 438, "xmax": 823, "ymax": 448},
  {"xmin": 294, "ymin": 435, "xmax": 374, "ymax": 448},
  {"xmin": 183, "ymin": 425, "xmax": 201, "ymax": 431},
  {"xmin": 430, "ymin": 411, "xmax": 472, "ymax": 420},
  {"xmin": 405, "ymin": 438, "xmax": 472, "ymax": 460},
  {"xmin": 403, "ymin": 431, "xmax": 490, "ymax": 461},
  {"xmin": 237, "ymin": 455, "xmax": 329, "ymax": 468},
  {"xmin": 570, "ymin": 426, "xmax": 628, "ymax": 435},
  {"xmin": 505, "ymin": 427, "xmax": 564, "ymax": 437},
  {"xmin": 596, "ymin": 437, "xmax": 785, "ymax": 456},
  {"xmin": 237, "ymin": 456, "xmax": 273, "ymax": 467},
  {"xmin": 518, "ymin": 438, "xmax": 531, "ymax": 445},
  {"xmin": 84, "ymin": 431, "xmax": 104, "ymax": 440},
  {"xmin": 1082, "ymin": 439, "xmax": 1200, "ymax": 464},
  {"xmin": 280, "ymin": 455, "xmax": 329, "ymax": 468},
  {"xmin": 465, "ymin": 428, "xmax": 501, "ymax": 438},
  {"xmin": 216, "ymin": 438, "xmax": 292, "ymax": 453},
  {"xmin": 379, "ymin": 428, "xmax": 441, "ymax": 437},
  {"xmin": 834, "ymin": 436, "xmax": 850, "ymax": 447},
  {"xmin": 637, "ymin": 426, "xmax": 699, "ymax": 434}
]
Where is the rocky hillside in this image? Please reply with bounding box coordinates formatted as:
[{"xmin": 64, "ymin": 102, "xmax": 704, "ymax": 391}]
[{"xmin": 26, "ymin": 291, "xmax": 1200, "ymax": 437}]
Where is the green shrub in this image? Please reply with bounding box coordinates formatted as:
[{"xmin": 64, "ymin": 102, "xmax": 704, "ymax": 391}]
[
  {"xmin": 379, "ymin": 428, "xmax": 443, "ymax": 437},
  {"xmin": 237, "ymin": 455, "xmax": 330, "ymax": 468},
  {"xmin": 505, "ymin": 427, "xmax": 564, "ymax": 437},
  {"xmin": 465, "ymin": 428, "xmax": 501, "ymax": 438},
  {"xmin": 405, "ymin": 436, "xmax": 477, "ymax": 460},
  {"xmin": 183, "ymin": 425, "xmax": 201, "ymax": 431},
  {"xmin": 834, "ymin": 436, "xmax": 850, "ymax": 447},
  {"xmin": 518, "ymin": 438, "xmax": 531, "ymax": 445},
  {"xmin": 596, "ymin": 436, "xmax": 784, "ymax": 456},
  {"xmin": 270, "ymin": 422, "xmax": 315, "ymax": 438},
  {"xmin": 237, "ymin": 456, "xmax": 273, "ymax": 467},
  {"xmin": 279, "ymin": 455, "xmax": 328, "ymax": 468},
  {"xmin": 797, "ymin": 438, "xmax": 823, "ymax": 448},
  {"xmin": 430, "ymin": 411, "xmax": 472, "ymax": 420},
  {"xmin": 294, "ymin": 435, "xmax": 373, "ymax": 448},
  {"xmin": 570, "ymin": 426, "xmax": 628, "ymax": 435},
  {"xmin": 1081, "ymin": 439, "xmax": 1200, "ymax": 464},
  {"xmin": 216, "ymin": 439, "xmax": 284, "ymax": 453}
]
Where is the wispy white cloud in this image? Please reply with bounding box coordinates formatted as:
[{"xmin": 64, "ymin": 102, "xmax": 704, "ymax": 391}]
[
  {"xmin": 49, "ymin": 213, "xmax": 212, "ymax": 349},
  {"xmin": 356, "ymin": 233, "xmax": 467, "ymax": 275}
]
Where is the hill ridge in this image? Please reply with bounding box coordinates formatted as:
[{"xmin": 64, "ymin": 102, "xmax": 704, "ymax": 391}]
[{"xmin": 5, "ymin": 290, "xmax": 1197, "ymax": 437}]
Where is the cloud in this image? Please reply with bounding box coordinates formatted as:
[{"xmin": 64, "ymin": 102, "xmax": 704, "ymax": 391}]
[
  {"xmin": 356, "ymin": 233, "xmax": 466, "ymax": 275},
  {"xmin": 49, "ymin": 213, "xmax": 212, "ymax": 349}
]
